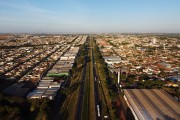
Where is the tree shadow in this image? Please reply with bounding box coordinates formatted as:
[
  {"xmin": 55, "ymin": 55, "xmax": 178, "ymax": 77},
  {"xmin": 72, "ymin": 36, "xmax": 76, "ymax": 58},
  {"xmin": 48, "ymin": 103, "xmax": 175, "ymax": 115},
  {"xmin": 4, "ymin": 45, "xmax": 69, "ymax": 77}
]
[{"xmin": 69, "ymin": 82, "xmax": 80, "ymax": 94}]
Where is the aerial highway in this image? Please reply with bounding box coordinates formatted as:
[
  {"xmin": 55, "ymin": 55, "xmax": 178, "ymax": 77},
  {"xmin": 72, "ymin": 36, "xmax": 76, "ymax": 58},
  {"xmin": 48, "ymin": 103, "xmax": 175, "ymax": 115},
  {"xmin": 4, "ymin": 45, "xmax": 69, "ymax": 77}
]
[
  {"xmin": 91, "ymin": 36, "xmax": 111, "ymax": 120},
  {"xmin": 74, "ymin": 36, "xmax": 101, "ymax": 120},
  {"xmin": 74, "ymin": 36, "xmax": 111, "ymax": 120}
]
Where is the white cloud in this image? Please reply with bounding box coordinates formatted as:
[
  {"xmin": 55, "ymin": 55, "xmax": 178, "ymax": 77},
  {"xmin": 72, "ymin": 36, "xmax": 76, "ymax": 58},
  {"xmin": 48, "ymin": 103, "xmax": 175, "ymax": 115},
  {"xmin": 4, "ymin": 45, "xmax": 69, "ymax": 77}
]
[{"xmin": 0, "ymin": 1, "xmax": 52, "ymax": 14}]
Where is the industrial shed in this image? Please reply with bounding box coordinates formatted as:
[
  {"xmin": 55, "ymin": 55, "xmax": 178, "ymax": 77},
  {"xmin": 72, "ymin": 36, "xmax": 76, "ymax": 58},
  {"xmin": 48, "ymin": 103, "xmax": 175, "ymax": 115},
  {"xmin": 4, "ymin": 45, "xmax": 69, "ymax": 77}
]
[{"xmin": 123, "ymin": 89, "xmax": 180, "ymax": 120}]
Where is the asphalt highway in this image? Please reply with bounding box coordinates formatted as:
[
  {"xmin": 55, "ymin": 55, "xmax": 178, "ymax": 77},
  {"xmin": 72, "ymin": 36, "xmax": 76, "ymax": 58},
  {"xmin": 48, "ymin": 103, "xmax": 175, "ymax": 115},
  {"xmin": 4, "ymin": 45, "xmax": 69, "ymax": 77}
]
[{"xmin": 91, "ymin": 43, "xmax": 101, "ymax": 120}]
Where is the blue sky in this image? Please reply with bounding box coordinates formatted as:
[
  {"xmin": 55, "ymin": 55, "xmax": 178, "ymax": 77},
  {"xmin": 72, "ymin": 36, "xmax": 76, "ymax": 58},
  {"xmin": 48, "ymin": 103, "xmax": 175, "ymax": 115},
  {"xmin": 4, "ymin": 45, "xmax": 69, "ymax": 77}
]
[{"xmin": 0, "ymin": 0, "xmax": 180, "ymax": 33}]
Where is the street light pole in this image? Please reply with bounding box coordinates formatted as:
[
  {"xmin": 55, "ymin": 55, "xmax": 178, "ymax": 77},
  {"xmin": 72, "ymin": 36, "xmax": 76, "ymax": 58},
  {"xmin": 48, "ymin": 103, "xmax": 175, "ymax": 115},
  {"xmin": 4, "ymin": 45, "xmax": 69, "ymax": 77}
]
[{"xmin": 118, "ymin": 67, "xmax": 122, "ymax": 84}]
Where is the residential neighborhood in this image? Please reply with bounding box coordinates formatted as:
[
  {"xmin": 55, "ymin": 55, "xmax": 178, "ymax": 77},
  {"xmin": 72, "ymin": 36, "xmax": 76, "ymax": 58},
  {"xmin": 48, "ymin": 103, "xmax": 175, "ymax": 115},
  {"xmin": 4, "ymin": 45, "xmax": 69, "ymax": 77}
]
[{"xmin": 0, "ymin": 34, "xmax": 180, "ymax": 120}]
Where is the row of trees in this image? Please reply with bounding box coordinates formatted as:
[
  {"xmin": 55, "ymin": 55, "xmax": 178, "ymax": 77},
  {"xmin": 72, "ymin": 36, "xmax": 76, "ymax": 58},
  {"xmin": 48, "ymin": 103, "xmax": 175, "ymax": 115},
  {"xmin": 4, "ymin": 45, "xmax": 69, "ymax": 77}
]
[
  {"xmin": 125, "ymin": 74, "xmax": 165, "ymax": 89},
  {"xmin": 0, "ymin": 93, "xmax": 52, "ymax": 120}
]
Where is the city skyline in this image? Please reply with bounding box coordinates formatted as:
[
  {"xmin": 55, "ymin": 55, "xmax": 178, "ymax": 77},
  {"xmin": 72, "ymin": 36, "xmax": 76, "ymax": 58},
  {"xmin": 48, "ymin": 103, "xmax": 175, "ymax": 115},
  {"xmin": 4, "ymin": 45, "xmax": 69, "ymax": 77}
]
[{"xmin": 0, "ymin": 0, "xmax": 180, "ymax": 33}]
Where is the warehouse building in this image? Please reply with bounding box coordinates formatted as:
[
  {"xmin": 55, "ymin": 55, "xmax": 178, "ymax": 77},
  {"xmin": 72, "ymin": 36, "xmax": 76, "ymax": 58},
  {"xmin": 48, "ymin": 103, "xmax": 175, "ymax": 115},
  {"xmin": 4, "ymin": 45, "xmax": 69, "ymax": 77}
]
[
  {"xmin": 123, "ymin": 89, "xmax": 180, "ymax": 120},
  {"xmin": 27, "ymin": 77, "xmax": 62, "ymax": 100}
]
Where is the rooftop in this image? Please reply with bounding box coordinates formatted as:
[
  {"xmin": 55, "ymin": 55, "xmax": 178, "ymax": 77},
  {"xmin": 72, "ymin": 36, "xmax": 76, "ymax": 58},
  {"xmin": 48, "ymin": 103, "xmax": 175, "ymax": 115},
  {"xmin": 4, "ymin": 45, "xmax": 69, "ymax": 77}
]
[{"xmin": 124, "ymin": 89, "xmax": 180, "ymax": 120}]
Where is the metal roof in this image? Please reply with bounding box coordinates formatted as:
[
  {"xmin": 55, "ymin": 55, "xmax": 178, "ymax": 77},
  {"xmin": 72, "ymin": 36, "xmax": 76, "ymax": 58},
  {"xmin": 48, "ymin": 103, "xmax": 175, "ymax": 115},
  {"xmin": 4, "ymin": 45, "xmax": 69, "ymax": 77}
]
[{"xmin": 124, "ymin": 89, "xmax": 180, "ymax": 120}]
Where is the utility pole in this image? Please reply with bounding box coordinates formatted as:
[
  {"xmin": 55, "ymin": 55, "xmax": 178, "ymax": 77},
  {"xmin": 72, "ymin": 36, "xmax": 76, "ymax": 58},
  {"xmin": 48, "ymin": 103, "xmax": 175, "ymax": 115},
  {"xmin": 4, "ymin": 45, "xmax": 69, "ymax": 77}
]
[{"xmin": 118, "ymin": 67, "xmax": 122, "ymax": 84}]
